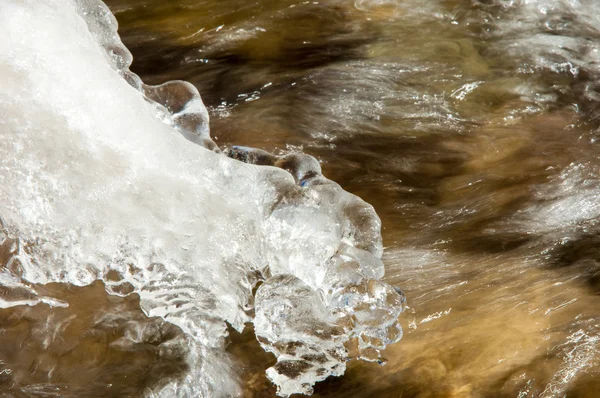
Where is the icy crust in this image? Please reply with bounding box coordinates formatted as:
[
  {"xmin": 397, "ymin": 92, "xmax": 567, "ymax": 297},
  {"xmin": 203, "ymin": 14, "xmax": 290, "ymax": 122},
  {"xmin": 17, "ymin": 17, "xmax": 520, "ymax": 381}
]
[
  {"xmin": 0, "ymin": 0, "xmax": 405, "ymax": 396},
  {"xmin": 227, "ymin": 148, "xmax": 406, "ymax": 394}
]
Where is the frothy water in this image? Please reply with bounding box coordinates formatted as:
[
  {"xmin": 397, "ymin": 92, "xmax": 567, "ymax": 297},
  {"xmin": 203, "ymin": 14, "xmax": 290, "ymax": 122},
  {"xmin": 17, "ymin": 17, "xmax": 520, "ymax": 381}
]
[{"xmin": 0, "ymin": 0, "xmax": 405, "ymax": 396}]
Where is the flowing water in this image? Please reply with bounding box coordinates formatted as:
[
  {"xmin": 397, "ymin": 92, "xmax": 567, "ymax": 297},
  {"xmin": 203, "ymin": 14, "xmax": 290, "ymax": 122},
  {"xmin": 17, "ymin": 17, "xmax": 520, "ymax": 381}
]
[{"xmin": 3, "ymin": 0, "xmax": 600, "ymax": 397}]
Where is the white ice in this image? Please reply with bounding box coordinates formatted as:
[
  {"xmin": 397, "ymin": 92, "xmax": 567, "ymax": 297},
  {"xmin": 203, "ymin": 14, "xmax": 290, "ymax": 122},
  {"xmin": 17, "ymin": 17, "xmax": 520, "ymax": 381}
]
[{"xmin": 0, "ymin": 0, "xmax": 405, "ymax": 396}]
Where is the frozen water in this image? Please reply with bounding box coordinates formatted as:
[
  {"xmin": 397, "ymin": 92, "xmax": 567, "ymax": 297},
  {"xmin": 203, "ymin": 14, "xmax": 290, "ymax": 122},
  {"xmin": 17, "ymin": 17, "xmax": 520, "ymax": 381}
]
[{"xmin": 0, "ymin": 0, "xmax": 405, "ymax": 396}]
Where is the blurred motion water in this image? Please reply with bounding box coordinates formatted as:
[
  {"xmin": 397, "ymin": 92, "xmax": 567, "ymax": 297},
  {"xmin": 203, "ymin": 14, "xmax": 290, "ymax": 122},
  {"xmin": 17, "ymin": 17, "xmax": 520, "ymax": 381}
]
[{"xmin": 4, "ymin": 0, "xmax": 600, "ymax": 396}]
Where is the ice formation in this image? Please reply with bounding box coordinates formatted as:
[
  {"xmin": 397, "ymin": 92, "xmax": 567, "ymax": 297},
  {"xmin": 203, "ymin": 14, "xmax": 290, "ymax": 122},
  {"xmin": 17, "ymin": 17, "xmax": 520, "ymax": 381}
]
[{"xmin": 0, "ymin": 0, "xmax": 405, "ymax": 396}]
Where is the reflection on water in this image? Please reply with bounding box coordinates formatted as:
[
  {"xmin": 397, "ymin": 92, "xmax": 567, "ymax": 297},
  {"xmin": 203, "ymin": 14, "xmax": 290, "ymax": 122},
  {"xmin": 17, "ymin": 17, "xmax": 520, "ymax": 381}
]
[
  {"xmin": 0, "ymin": 281, "xmax": 188, "ymax": 397},
  {"xmin": 6, "ymin": 0, "xmax": 600, "ymax": 396}
]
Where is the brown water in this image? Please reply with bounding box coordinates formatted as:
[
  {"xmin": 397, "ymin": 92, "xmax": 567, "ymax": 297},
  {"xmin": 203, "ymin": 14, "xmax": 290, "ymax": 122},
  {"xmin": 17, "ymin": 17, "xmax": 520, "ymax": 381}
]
[{"xmin": 5, "ymin": 0, "xmax": 600, "ymax": 396}]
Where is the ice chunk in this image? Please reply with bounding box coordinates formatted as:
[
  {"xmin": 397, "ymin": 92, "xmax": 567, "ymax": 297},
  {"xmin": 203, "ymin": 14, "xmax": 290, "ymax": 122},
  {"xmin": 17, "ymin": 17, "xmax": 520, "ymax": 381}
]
[
  {"xmin": 0, "ymin": 0, "xmax": 405, "ymax": 395},
  {"xmin": 255, "ymin": 275, "xmax": 347, "ymax": 396}
]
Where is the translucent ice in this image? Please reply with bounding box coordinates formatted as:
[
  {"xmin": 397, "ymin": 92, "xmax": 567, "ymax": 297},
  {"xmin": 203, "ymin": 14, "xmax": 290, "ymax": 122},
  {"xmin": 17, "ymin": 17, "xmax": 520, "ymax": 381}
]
[{"xmin": 0, "ymin": 0, "xmax": 405, "ymax": 396}]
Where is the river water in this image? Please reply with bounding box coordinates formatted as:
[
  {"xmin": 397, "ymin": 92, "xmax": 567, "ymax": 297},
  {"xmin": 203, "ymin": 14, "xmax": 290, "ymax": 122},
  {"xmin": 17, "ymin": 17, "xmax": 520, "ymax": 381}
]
[{"xmin": 3, "ymin": 0, "xmax": 600, "ymax": 397}]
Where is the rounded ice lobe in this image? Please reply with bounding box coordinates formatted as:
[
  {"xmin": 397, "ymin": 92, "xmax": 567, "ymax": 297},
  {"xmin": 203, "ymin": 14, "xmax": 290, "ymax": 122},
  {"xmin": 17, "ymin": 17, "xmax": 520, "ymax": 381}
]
[
  {"xmin": 255, "ymin": 275, "xmax": 347, "ymax": 397},
  {"xmin": 0, "ymin": 0, "xmax": 406, "ymax": 396},
  {"xmin": 144, "ymin": 81, "xmax": 216, "ymax": 150}
]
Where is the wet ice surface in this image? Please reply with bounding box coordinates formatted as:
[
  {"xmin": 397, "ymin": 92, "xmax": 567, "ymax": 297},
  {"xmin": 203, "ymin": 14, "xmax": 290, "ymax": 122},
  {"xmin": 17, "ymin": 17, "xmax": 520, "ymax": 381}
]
[{"xmin": 0, "ymin": 0, "xmax": 406, "ymax": 396}]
